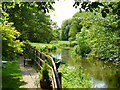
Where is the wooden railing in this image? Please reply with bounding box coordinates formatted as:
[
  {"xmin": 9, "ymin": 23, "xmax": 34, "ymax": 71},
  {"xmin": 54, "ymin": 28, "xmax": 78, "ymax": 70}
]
[{"xmin": 23, "ymin": 43, "xmax": 62, "ymax": 89}]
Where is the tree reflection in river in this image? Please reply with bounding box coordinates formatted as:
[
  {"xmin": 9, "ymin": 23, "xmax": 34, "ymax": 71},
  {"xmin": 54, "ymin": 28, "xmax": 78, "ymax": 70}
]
[{"xmin": 51, "ymin": 48, "xmax": 120, "ymax": 88}]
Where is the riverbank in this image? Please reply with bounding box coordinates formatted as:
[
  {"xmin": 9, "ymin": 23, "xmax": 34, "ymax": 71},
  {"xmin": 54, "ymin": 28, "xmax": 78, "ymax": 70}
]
[
  {"xmin": 50, "ymin": 48, "xmax": 120, "ymax": 88},
  {"xmin": 27, "ymin": 41, "xmax": 120, "ymax": 88},
  {"xmin": 29, "ymin": 41, "xmax": 76, "ymax": 52}
]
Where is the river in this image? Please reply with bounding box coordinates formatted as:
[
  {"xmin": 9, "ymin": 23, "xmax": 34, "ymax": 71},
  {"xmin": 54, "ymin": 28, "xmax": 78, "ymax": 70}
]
[{"xmin": 50, "ymin": 48, "xmax": 120, "ymax": 88}]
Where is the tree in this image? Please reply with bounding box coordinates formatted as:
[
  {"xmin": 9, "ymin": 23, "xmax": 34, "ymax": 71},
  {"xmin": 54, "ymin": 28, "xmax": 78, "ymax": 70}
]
[
  {"xmin": 61, "ymin": 19, "xmax": 72, "ymax": 40},
  {"xmin": 1, "ymin": 2, "xmax": 55, "ymax": 60},
  {"xmin": 74, "ymin": 10, "xmax": 120, "ymax": 63},
  {"xmin": 68, "ymin": 12, "xmax": 83, "ymax": 41},
  {"xmin": 73, "ymin": 1, "xmax": 120, "ymax": 17},
  {"xmin": 68, "ymin": 21, "xmax": 78, "ymax": 41},
  {"xmin": 53, "ymin": 28, "xmax": 61, "ymax": 40},
  {"xmin": 2, "ymin": 2, "xmax": 55, "ymax": 43}
]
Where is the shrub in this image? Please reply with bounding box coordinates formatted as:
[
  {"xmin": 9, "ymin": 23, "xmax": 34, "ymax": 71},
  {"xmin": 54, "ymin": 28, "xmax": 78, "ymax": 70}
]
[
  {"xmin": 2, "ymin": 21, "xmax": 23, "ymax": 61},
  {"xmin": 50, "ymin": 40, "xmax": 58, "ymax": 44},
  {"xmin": 70, "ymin": 41, "xmax": 77, "ymax": 47},
  {"xmin": 73, "ymin": 44, "xmax": 91, "ymax": 57},
  {"xmin": 51, "ymin": 45, "xmax": 57, "ymax": 50},
  {"xmin": 41, "ymin": 60, "xmax": 49, "ymax": 81}
]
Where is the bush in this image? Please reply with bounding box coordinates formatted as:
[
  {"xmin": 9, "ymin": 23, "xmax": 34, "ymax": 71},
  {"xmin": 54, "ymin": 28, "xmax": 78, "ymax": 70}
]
[
  {"xmin": 74, "ymin": 45, "xmax": 91, "ymax": 57},
  {"xmin": 51, "ymin": 45, "xmax": 57, "ymax": 50},
  {"xmin": 70, "ymin": 41, "xmax": 77, "ymax": 47},
  {"xmin": 2, "ymin": 21, "xmax": 23, "ymax": 61},
  {"xmin": 75, "ymin": 31, "xmax": 91, "ymax": 57},
  {"xmin": 50, "ymin": 40, "xmax": 58, "ymax": 44},
  {"xmin": 41, "ymin": 60, "xmax": 49, "ymax": 81}
]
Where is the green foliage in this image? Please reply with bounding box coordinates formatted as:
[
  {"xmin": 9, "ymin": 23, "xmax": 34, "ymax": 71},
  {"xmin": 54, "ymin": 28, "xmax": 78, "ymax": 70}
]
[
  {"xmin": 2, "ymin": 2, "xmax": 55, "ymax": 43},
  {"xmin": 70, "ymin": 41, "xmax": 77, "ymax": 47},
  {"xmin": 74, "ymin": 45, "xmax": 91, "ymax": 57},
  {"xmin": 61, "ymin": 15, "xmax": 82, "ymax": 41},
  {"xmin": 58, "ymin": 64, "xmax": 92, "ymax": 88},
  {"xmin": 2, "ymin": 2, "xmax": 55, "ymax": 16},
  {"xmin": 51, "ymin": 45, "xmax": 57, "ymax": 50},
  {"xmin": 30, "ymin": 42, "xmax": 57, "ymax": 52},
  {"xmin": 50, "ymin": 40, "xmax": 58, "ymax": 44},
  {"xmin": 74, "ymin": 11, "xmax": 120, "ymax": 63},
  {"xmin": 2, "ymin": 21, "xmax": 23, "ymax": 61},
  {"xmin": 30, "ymin": 41, "xmax": 71, "ymax": 52},
  {"xmin": 68, "ymin": 13, "xmax": 82, "ymax": 41},
  {"xmin": 73, "ymin": 1, "xmax": 120, "ymax": 17},
  {"xmin": 68, "ymin": 21, "xmax": 78, "ymax": 41},
  {"xmin": 53, "ymin": 28, "xmax": 61, "ymax": 40},
  {"xmin": 41, "ymin": 60, "xmax": 49, "ymax": 81},
  {"xmin": 61, "ymin": 19, "xmax": 72, "ymax": 40},
  {"xmin": 74, "ymin": 29, "xmax": 91, "ymax": 57}
]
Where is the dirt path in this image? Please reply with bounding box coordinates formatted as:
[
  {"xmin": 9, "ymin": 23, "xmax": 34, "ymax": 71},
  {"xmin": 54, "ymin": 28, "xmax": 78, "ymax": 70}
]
[{"xmin": 18, "ymin": 56, "xmax": 40, "ymax": 88}]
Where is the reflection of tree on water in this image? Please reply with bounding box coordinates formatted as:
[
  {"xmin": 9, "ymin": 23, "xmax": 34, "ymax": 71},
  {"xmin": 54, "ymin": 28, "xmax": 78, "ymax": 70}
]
[
  {"xmin": 104, "ymin": 69, "xmax": 120, "ymax": 88},
  {"xmin": 51, "ymin": 49, "xmax": 75, "ymax": 65},
  {"xmin": 61, "ymin": 49, "xmax": 70, "ymax": 62},
  {"xmin": 77, "ymin": 58, "xmax": 120, "ymax": 88},
  {"xmin": 51, "ymin": 49, "xmax": 120, "ymax": 88}
]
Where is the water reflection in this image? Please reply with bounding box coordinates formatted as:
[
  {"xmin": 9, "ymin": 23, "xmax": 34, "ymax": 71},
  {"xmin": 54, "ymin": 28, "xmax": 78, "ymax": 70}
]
[
  {"xmin": 51, "ymin": 48, "xmax": 75, "ymax": 66},
  {"xmin": 51, "ymin": 48, "xmax": 120, "ymax": 88}
]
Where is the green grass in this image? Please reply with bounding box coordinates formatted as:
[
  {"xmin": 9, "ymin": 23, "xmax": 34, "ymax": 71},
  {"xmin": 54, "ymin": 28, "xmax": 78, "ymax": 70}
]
[
  {"xmin": 58, "ymin": 64, "xmax": 92, "ymax": 88},
  {"xmin": 29, "ymin": 41, "xmax": 71, "ymax": 50},
  {"xmin": 30, "ymin": 42, "xmax": 53, "ymax": 49},
  {"xmin": 2, "ymin": 61, "xmax": 25, "ymax": 88}
]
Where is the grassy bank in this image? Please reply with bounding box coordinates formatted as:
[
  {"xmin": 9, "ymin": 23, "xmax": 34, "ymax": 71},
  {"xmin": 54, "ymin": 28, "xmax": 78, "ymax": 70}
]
[
  {"xmin": 2, "ymin": 60, "xmax": 25, "ymax": 88},
  {"xmin": 58, "ymin": 64, "xmax": 93, "ymax": 88},
  {"xmin": 29, "ymin": 41, "xmax": 77, "ymax": 52}
]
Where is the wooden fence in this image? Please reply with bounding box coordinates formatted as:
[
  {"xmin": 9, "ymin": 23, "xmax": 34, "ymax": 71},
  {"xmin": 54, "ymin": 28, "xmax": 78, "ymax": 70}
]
[{"xmin": 23, "ymin": 43, "xmax": 62, "ymax": 89}]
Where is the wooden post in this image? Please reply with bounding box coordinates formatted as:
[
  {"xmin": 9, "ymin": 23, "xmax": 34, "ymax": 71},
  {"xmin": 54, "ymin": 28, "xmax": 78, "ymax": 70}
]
[
  {"xmin": 58, "ymin": 72, "xmax": 62, "ymax": 86},
  {"xmin": 53, "ymin": 57, "xmax": 55, "ymax": 62},
  {"xmin": 36, "ymin": 51, "xmax": 38, "ymax": 62},
  {"xmin": 24, "ymin": 58, "xmax": 25, "ymax": 67},
  {"xmin": 52, "ymin": 57, "xmax": 55, "ymax": 72},
  {"xmin": 45, "ymin": 56, "xmax": 48, "ymax": 67},
  {"xmin": 45, "ymin": 56, "xmax": 47, "ymax": 60},
  {"xmin": 40, "ymin": 53, "xmax": 42, "ymax": 69},
  {"xmin": 33, "ymin": 47, "xmax": 36, "ymax": 62},
  {"xmin": 55, "ymin": 61, "xmax": 61, "ymax": 72},
  {"xmin": 32, "ymin": 47, "xmax": 34, "ymax": 65}
]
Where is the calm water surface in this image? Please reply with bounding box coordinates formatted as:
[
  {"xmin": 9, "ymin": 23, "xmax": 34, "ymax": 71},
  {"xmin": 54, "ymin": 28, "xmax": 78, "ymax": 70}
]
[{"xmin": 51, "ymin": 48, "xmax": 120, "ymax": 88}]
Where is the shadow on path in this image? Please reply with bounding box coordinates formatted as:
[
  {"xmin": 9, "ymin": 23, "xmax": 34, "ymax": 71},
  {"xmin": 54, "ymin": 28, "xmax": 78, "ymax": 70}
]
[{"xmin": 18, "ymin": 56, "xmax": 40, "ymax": 88}]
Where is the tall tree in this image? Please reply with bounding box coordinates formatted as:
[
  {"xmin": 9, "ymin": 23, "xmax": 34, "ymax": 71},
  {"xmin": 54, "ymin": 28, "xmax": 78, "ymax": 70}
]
[
  {"xmin": 2, "ymin": 2, "xmax": 55, "ymax": 42},
  {"xmin": 1, "ymin": 2, "xmax": 55, "ymax": 60},
  {"xmin": 74, "ymin": 10, "xmax": 120, "ymax": 63},
  {"xmin": 61, "ymin": 19, "xmax": 72, "ymax": 40},
  {"xmin": 68, "ymin": 12, "xmax": 82, "ymax": 41}
]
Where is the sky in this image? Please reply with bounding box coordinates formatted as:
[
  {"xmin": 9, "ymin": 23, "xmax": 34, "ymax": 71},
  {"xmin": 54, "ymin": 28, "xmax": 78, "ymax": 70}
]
[
  {"xmin": 48, "ymin": 0, "xmax": 79, "ymax": 28},
  {"xmin": 48, "ymin": 0, "xmax": 96, "ymax": 28}
]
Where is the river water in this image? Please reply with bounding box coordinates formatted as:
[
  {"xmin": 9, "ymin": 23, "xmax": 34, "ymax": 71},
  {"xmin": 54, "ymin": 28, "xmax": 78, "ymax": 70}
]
[{"xmin": 50, "ymin": 48, "xmax": 120, "ymax": 88}]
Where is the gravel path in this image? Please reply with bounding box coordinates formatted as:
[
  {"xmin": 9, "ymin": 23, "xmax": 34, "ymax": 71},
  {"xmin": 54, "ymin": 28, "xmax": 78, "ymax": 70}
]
[{"xmin": 18, "ymin": 56, "xmax": 40, "ymax": 88}]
